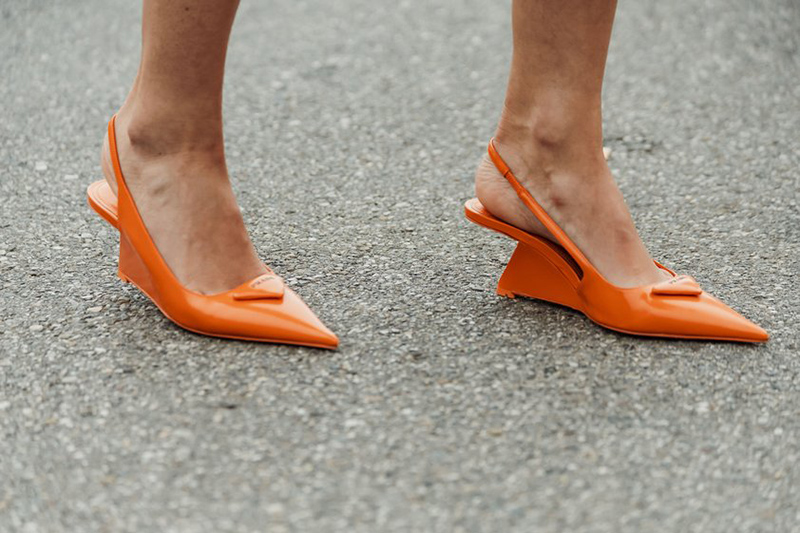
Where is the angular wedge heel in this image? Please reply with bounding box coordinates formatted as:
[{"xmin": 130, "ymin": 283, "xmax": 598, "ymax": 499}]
[
  {"xmin": 117, "ymin": 229, "xmax": 158, "ymax": 297},
  {"xmin": 464, "ymin": 139, "xmax": 769, "ymax": 343},
  {"xmin": 496, "ymin": 242, "xmax": 583, "ymax": 311}
]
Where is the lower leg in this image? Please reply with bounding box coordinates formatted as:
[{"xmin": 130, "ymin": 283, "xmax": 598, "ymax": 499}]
[
  {"xmin": 475, "ymin": 0, "xmax": 664, "ymax": 287},
  {"xmin": 102, "ymin": 0, "xmax": 265, "ymax": 294}
]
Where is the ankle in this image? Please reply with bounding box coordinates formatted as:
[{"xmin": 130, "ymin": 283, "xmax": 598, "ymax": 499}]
[
  {"xmin": 115, "ymin": 99, "xmax": 225, "ymax": 159},
  {"xmin": 494, "ymin": 99, "xmax": 605, "ymax": 167}
]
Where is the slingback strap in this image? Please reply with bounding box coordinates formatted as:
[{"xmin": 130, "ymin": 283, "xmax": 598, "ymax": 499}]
[
  {"xmin": 106, "ymin": 113, "xmax": 183, "ymax": 286},
  {"xmin": 487, "ymin": 139, "xmax": 592, "ymax": 272},
  {"xmin": 107, "ymin": 115, "xmax": 124, "ymax": 188}
]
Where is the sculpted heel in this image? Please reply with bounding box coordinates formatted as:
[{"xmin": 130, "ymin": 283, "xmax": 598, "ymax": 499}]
[
  {"xmin": 496, "ymin": 242, "xmax": 583, "ymax": 311},
  {"xmin": 118, "ymin": 230, "xmax": 157, "ymax": 297}
]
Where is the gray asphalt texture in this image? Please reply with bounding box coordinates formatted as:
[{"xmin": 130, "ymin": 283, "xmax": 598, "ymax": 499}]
[{"xmin": 1, "ymin": 0, "xmax": 799, "ymax": 531}]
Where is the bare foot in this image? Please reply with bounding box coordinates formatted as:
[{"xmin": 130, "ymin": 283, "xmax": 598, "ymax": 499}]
[
  {"xmin": 475, "ymin": 135, "xmax": 666, "ymax": 288},
  {"xmin": 100, "ymin": 112, "xmax": 266, "ymax": 295}
]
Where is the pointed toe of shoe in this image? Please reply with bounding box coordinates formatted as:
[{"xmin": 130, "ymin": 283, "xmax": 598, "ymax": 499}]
[
  {"xmin": 695, "ymin": 296, "xmax": 768, "ymax": 342},
  {"xmin": 270, "ymin": 290, "xmax": 339, "ymax": 348},
  {"xmin": 634, "ymin": 291, "xmax": 769, "ymax": 343},
  {"xmin": 737, "ymin": 321, "xmax": 769, "ymax": 343},
  {"xmin": 584, "ymin": 281, "xmax": 769, "ymax": 343},
  {"xmin": 299, "ymin": 324, "xmax": 339, "ymax": 349},
  {"xmin": 174, "ymin": 287, "xmax": 339, "ymax": 349}
]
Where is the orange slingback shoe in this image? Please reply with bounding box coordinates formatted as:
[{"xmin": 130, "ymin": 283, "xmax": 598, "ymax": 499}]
[
  {"xmin": 86, "ymin": 115, "xmax": 339, "ymax": 349},
  {"xmin": 465, "ymin": 139, "xmax": 768, "ymax": 343}
]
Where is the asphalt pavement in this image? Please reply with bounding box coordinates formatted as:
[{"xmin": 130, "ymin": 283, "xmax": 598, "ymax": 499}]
[{"xmin": 1, "ymin": 0, "xmax": 799, "ymax": 531}]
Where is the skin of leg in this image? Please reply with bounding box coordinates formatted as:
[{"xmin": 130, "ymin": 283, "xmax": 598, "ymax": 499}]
[
  {"xmin": 101, "ymin": 0, "xmax": 266, "ymax": 294},
  {"xmin": 475, "ymin": 0, "xmax": 666, "ymax": 287}
]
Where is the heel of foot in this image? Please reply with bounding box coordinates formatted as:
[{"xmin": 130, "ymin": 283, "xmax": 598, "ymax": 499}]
[{"xmin": 474, "ymin": 154, "xmax": 544, "ymax": 238}]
